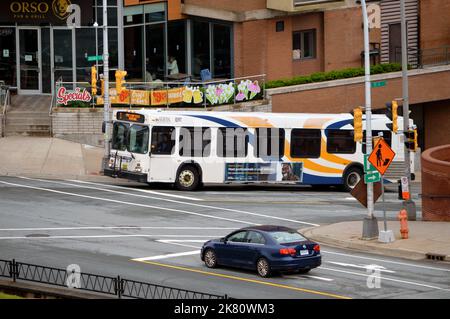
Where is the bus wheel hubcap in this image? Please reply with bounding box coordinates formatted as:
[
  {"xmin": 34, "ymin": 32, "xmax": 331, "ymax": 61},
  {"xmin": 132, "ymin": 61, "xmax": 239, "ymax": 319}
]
[
  {"xmin": 179, "ymin": 170, "xmax": 194, "ymax": 187},
  {"xmin": 347, "ymin": 172, "xmax": 360, "ymax": 188}
]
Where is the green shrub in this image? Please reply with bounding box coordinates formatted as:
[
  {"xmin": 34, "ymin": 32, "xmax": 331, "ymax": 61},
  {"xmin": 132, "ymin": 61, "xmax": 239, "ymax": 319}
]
[{"xmin": 265, "ymin": 63, "xmax": 402, "ymax": 89}]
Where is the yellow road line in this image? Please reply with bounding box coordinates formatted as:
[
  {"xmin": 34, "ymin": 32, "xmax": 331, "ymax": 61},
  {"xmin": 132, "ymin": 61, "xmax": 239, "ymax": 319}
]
[{"xmin": 133, "ymin": 259, "xmax": 351, "ymax": 300}]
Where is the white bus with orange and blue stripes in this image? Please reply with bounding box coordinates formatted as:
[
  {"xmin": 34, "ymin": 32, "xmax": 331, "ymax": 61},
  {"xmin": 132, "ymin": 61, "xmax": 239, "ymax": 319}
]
[{"xmin": 104, "ymin": 109, "xmax": 413, "ymax": 191}]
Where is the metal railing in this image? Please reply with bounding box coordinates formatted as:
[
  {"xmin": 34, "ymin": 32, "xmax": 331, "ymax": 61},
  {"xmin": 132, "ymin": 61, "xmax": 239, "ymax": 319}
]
[
  {"xmin": 50, "ymin": 74, "xmax": 266, "ymax": 111},
  {"xmin": 0, "ymin": 259, "xmax": 229, "ymax": 299},
  {"xmin": 417, "ymin": 46, "xmax": 450, "ymax": 68},
  {"xmin": 1, "ymin": 84, "xmax": 12, "ymax": 138}
]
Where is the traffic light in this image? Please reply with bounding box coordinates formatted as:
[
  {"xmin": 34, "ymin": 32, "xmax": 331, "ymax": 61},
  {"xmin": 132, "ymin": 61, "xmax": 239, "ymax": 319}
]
[
  {"xmin": 404, "ymin": 128, "xmax": 418, "ymax": 152},
  {"xmin": 115, "ymin": 70, "xmax": 127, "ymax": 95},
  {"xmin": 353, "ymin": 107, "xmax": 363, "ymax": 142},
  {"xmin": 386, "ymin": 101, "xmax": 398, "ymax": 133},
  {"xmin": 91, "ymin": 66, "xmax": 97, "ymax": 96}
]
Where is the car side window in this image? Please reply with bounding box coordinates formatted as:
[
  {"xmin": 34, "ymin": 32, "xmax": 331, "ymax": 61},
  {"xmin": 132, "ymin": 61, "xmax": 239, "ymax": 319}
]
[
  {"xmin": 247, "ymin": 231, "xmax": 266, "ymax": 244},
  {"xmin": 227, "ymin": 231, "xmax": 248, "ymax": 243}
]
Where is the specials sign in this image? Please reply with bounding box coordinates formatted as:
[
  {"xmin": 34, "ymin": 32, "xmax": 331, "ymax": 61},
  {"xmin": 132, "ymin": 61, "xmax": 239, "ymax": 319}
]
[{"xmin": 0, "ymin": 0, "xmax": 92, "ymax": 25}]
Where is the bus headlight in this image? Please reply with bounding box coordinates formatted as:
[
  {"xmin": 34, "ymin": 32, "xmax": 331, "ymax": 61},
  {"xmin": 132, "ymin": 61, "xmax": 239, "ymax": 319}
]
[{"xmin": 135, "ymin": 162, "xmax": 142, "ymax": 173}]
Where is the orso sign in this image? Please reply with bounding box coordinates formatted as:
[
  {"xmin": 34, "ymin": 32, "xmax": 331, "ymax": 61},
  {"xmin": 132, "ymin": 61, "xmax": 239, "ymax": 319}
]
[{"xmin": 1, "ymin": 0, "xmax": 92, "ymax": 25}]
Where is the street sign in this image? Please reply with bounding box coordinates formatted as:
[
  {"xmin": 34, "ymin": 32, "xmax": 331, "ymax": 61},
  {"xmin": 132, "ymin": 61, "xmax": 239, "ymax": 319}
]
[
  {"xmin": 87, "ymin": 55, "xmax": 103, "ymax": 62},
  {"xmin": 400, "ymin": 176, "xmax": 410, "ymax": 200},
  {"xmin": 350, "ymin": 179, "xmax": 382, "ymax": 208},
  {"xmin": 368, "ymin": 138, "xmax": 396, "ymax": 176},
  {"xmin": 363, "ymin": 154, "xmax": 376, "ymax": 173},
  {"xmin": 365, "ymin": 171, "xmax": 381, "ymax": 184},
  {"xmin": 371, "ymin": 80, "xmax": 386, "ymax": 88}
]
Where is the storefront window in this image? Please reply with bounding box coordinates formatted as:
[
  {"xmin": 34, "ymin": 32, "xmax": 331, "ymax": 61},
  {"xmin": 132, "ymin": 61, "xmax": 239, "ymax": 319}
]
[
  {"xmin": 54, "ymin": 29, "xmax": 73, "ymax": 83},
  {"xmin": 213, "ymin": 24, "xmax": 231, "ymax": 78},
  {"xmin": 124, "ymin": 25, "xmax": 144, "ymax": 80},
  {"xmin": 76, "ymin": 28, "xmax": 97, "ymax": 82},
  {"xmin": 0, "ymin": 28, "xmax": 16, "ymax": 86},
  {"xmin": 192, "ymin": 21, "xmax": 210, "ymax": 77},
  {"xmin": 146, "ymin": 23, "xmax": 165, "ymax": 80},
  {"xmin": 144, "ymin": 3, "xmax": 165, "ymax": 23},
  {"xmin": 168, "ymin": 21, "xmax": 186, "ymax": 75}
]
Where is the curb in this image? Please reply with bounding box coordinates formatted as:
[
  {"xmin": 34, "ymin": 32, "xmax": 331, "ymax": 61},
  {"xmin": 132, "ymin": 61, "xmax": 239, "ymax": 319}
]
[{"xmin": 302, "ymin": 227, "xmax": 431, "ymax": 261}]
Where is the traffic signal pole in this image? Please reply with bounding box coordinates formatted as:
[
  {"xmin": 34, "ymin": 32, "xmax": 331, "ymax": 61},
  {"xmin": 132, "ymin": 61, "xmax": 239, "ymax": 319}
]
[
  {"xmin": 101, "ymin": 0, "xmax": 111, "ymax": 173},
  {"xmin": 361, "ymin": 0, "xmax": 379, "ymax": 239},
  {"xmin": 400, "ymin": 0, "xmax": 417, "ymax": 220}
]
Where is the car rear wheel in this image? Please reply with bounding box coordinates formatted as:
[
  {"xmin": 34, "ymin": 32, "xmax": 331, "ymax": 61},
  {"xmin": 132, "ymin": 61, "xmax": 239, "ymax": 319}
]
[
  {"xmin": 204, "ymin": 249, "xmax": 218, "ymax": 268},
  {"xmin": 256, "ymin": 258, "xmax": 271, "ymax": 278}
]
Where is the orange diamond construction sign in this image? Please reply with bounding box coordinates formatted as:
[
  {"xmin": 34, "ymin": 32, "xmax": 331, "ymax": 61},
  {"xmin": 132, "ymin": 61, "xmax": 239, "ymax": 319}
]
[{"xmin": 368, "ymin": 138, "xmax": 396, "ymax": 176}]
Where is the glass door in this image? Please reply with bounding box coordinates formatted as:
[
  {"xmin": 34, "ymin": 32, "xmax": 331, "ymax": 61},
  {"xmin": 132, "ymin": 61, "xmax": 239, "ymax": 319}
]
[{"xmin": 17, "ymin": 28, "xmax": 41, "ymax": 94}]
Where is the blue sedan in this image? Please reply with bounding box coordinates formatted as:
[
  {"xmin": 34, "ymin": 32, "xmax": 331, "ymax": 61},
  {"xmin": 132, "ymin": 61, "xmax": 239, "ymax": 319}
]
[{"xmin": 200, "ymin": 225, "xmax": 321, "ymax": 277}]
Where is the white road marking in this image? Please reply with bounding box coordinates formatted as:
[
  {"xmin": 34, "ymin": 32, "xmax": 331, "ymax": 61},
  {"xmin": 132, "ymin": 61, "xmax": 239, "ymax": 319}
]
[
  {"xmin": 319, "ymin": 266, "xmax": 450, "ymax": 292},
  {"xmin": 303, "ymin": 275, "xmax": 334, "ymax": 282},
  {"xmin": 322, "ymin": 250, "xmax": 450, "ymax": 273},
  {"xmin": 0, "ymin": 226, "xmax": 236, "ymax": 232},
  {"xmin": 67, "ymin": 179, "xmax": 204, "ymax": 201},
  {"xmin": 345, "ymin": 197, "xmax": 357, "ymax": 201},
  {"xmin": 132, "ymin": 250, "xmax": 200, "ymax": 262},
  {"xmin": 0, "ymin": 234, "xmax": 217, "ymax": 240},
  {"xmin": 327, "ymin": 261, "xmax": 396, "ymax": 273},
  {"xmin": 17, "ymin": 176, "xmax": 320, "ymax": 227},
  {"xmin": 157, "ymin": 239, "xmax": 205, "ymax": 249},
  {"xmin": 0, "ymin": 180, "xmax": 258, "ymax": 226}
]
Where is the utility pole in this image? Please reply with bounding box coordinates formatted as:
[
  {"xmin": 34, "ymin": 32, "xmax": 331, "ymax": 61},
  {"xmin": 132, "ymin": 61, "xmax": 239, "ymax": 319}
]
[
  {"xmin": 361, "ymin": 0, "xmax": 379, "ymax": 239},
  {"xmin": 101, "ymin": 0, "xmax": 111, "ymax": 172},
  {"xmin": 400, "ymin": 0, "xmax": 417, "ymax": 220}
]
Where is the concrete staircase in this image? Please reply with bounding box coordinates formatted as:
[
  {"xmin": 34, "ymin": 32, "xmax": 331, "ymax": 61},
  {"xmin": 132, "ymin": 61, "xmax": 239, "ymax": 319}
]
[{"xmin": 5, "ymin": 95, "xmax": 52, "ymax": 137}]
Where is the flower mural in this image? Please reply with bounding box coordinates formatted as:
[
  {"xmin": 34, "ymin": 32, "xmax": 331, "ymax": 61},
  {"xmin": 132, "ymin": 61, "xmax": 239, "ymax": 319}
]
[
  {"xmin": 205, "ymin": 82, "xmax": 234, "ymax": 105},
  {"xmin": 236, "ymin": 80, "xmax": 261, "ymax": 102}
]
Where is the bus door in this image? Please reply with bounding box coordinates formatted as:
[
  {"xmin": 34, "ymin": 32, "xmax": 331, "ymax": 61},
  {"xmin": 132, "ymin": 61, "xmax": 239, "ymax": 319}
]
[{"xmin": 149, "ymin": 126, "xmax": 177, "ymax": 182}]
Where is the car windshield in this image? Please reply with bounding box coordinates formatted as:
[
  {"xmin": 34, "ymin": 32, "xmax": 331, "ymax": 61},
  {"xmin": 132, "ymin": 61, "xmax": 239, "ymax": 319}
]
[
  {"xmin": 112, "ymin": 122, "xmax": 149, "ymax": 154},
  {"xmin": 269, "ymin": 231, "xmax": 307, "ymax": 244}
]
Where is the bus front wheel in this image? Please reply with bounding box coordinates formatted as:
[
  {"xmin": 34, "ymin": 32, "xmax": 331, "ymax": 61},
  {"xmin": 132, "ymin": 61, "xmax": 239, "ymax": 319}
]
[
  {"xmin": 175, "ymin": 165, "xmax": 200, "ymax": 191},
  {"xmin": 342, "ymin": 166, "xmax": 363, "ymax": 192}
]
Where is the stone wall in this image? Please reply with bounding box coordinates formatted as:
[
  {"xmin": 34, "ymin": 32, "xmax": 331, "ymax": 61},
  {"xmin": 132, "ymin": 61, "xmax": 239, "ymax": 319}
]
[
  {"xmin": 422, "ymin": 144, "xmax": 450, "ymax": 221},
  {"xmin": 51, "ymin": 108, "xmax": 105, "ymax": 147}
]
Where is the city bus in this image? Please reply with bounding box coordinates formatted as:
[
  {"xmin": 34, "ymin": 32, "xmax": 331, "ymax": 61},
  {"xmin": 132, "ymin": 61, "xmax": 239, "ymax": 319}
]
[{"xmin": 104, "ymin": 109, "xmax": 414, "ymax": 191}]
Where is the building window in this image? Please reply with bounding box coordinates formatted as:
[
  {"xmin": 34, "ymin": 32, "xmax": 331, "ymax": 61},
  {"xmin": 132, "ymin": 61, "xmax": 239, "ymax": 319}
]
[
  {"xmin": 291, "ymin": 129, "xmax": 321, "ymax": 158},
  {"xmin": 276, "ymin": 21, "xmax": 284, "ymax": 32},
  {"xmin": 326, "ymin": 130, "xmax": 356, "ymax": 154},
  {"xmin": 292, "ymin": 29, "xmax": 316, "ymax": 60}
]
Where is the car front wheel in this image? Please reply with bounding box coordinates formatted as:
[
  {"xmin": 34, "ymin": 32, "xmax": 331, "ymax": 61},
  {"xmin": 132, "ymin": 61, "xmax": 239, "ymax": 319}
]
[
  {"xmin": 256, "ymin": 258, "xmax": 271, "ymax": 278},
  {"xmin": 204, "ymin": 249, "xmax": 218, "ymax": 268}
]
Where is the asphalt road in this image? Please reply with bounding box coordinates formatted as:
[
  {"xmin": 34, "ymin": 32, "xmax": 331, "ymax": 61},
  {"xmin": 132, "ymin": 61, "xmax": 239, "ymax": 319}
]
[{"xmin": 0, "ymin": 176, "xmax": 449, "ymax": 299}]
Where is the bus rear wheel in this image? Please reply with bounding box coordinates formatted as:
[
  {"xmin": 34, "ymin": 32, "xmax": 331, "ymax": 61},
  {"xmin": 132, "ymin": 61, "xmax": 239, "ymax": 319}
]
[
  {"xmin": 175, "ymin": 165, "xmax": 200, "ymax": 191},
  {"xmin": 342, "ymin": 166, "xmax": 363, "ymax": 192}
]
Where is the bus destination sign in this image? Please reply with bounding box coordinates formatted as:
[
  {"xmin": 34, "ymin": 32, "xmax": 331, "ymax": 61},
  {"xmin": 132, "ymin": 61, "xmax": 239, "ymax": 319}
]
[{"xmin": 116, "ymin": 112, "xmax": 145, "ymax": 123}]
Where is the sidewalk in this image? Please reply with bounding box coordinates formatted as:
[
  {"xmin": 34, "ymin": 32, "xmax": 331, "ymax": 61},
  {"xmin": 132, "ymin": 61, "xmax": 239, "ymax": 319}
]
[
  {"xmin": 0, "ymin": 136, "xmax": 110, "ymax": 181},
  {"xmin": 302, "ymin": 221, "xmax": 450, "ymax": 261}
]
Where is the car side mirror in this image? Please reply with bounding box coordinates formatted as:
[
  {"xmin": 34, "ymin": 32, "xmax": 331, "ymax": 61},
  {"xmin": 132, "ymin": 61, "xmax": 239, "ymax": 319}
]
[{"xmin": 220, "ymin": 237, "xmax": 227, "ymax": 244}]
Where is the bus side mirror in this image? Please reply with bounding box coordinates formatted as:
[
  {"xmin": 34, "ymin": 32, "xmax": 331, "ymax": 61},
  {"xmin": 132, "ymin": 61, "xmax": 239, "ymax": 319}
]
[{"xmin": 102, "ymin": 121, "xmax": 106, "ymax": 134}]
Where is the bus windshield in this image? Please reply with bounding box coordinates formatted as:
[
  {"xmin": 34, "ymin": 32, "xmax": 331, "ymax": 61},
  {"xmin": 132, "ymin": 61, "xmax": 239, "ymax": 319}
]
[{"xmin": 112, "ymin": 122, "xmax": 149, "ymax": 154}]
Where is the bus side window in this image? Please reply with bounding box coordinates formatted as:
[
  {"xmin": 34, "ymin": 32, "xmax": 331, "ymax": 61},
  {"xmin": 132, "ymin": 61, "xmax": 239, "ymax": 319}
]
[
  {"xmin": 254, "ymin": 128, "xmax": 285, "ymax": 159},
  {"xmin": 179, "ymin": 127, "xmax": 211, "ymax": 157},
  {"xmin": 151, "ymin": 126, "xmax": 175, "ymax": 155},
  {"xmin": 362, "ymin": 130, "xmax": 392, "ymax": 154},
  {"xmin": 290, "ymin": 129, "xmax": 321, "ymax": 158},
  {"xmin": 326, "ymin": 129, "xmax": 356, "ymax": 154},
  {"xmin": 217, "ymin": 128, "xmax": 248, "ymax": 158}
]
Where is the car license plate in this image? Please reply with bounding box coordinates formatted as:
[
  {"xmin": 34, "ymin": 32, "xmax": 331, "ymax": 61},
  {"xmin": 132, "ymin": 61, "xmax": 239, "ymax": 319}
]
[{"xmin": 300, "ymin": 250, "xmax": 309, "ymax": 256}]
